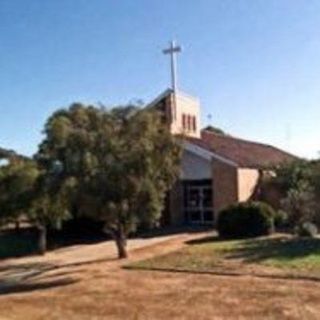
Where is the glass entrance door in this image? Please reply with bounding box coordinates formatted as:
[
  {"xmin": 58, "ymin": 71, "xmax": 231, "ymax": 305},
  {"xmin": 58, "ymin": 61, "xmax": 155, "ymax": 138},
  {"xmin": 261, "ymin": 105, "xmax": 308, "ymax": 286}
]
[{"xmin": 184, "ymin": 181, "xmax": 213, "ymax": 224}]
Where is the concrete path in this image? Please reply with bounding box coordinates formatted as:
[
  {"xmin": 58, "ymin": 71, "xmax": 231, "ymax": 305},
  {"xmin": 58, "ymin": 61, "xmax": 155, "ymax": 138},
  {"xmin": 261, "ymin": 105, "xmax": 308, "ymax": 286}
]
[{"xmin": 0, "ymin": 229, "xmax": 213, "ymax": 286}]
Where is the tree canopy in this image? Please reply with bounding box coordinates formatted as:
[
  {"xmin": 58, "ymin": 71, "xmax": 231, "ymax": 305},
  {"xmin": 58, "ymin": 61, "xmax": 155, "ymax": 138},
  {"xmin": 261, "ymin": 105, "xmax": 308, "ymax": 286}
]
[
  {"xmin": 0, "ymin": 159, "xmax": 38, "ymax": 225},
  {"xmin": 0, "ymin": 157, "xmax": 71, "ymax": 254},
  {"xmin": 37, "ymin": 103, "xmax": 182, "ymax": 258},
  {"xmin": 203, "ymin": 125, "xmax": 227, "ymax": 135},
  {"xmin": 270, "ymin": 160, "xmax": 320, "ymax": 229}
]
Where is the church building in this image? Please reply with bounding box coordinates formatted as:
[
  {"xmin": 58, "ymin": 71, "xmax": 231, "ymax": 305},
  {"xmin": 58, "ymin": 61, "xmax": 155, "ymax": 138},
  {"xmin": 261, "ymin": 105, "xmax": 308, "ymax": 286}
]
[
  {"xmin": 147, "ymin": 41, "xmax": 296, "ymax": 226},
  {"xmin": 148, "ymin": 88, "xmax": 296, "ymax": 226}
]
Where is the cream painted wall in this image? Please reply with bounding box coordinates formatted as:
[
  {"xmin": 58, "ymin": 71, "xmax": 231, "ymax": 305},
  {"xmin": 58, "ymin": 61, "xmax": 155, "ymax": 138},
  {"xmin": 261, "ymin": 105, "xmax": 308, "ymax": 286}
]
[
  {"xmin": 170, "ymin": 92, "xmax": 201, "ymax": 138},
  {"xmin": 237, "ymin": 168, "xmax": 260, "ymax": 202}
]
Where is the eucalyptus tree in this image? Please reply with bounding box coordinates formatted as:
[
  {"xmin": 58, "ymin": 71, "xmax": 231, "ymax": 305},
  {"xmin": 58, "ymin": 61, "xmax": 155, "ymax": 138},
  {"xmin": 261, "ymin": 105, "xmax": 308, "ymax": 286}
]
[
  {"xmin": 0, "ymin": 158, "xmax": 71, "ymax": 254},
  {"xmin": 28, "ymin": 165, "xmax": 73, "ymax": 254},
  {"xmin": 0, "ymin": 159, "xmax": 38, "ymax": 227},
  {"xmin": 271, "ymin": 159, "xmax": 320, "ymax": 228},
  {"xmin": 38, "ymin": 103, "xmax": 182, "ymax": 258}
]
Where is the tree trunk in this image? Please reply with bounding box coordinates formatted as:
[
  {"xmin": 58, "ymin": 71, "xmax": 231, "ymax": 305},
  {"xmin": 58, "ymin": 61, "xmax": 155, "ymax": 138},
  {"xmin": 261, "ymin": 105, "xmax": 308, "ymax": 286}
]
[
  {"xmin": 111, "ymin": 227, "xmax": 128, "ymax": 259},
  {"xmin": 115, "ymin": 234, "xmax": 128, "ymax": 259},
  {"xmin": 37, "ymin": 224, "xmax": 47, "ymax": 255},
  {"xmin": 15, "ymin": 220, "xmax": 20, "ymax": 232}
]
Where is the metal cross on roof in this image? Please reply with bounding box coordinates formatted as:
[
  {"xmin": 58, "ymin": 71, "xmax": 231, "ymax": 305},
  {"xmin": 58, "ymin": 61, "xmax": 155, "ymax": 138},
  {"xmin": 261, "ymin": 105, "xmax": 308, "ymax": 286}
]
[{"xmin": 162, "ymin": 40, "xmax": 182, "ymax": 93}]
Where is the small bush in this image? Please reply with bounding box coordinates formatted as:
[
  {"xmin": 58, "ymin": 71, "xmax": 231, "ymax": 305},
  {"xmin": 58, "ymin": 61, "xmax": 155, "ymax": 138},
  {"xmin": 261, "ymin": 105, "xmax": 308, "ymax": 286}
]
[
  {"xmin": 217, "ymin": 201, "xmax": 275, "ymax": 239},
  {"xmin": 274, "ymin": 210, "xmax": 288, "ymax": 228},
  {"xmin": 295, "ymin": 222, "xmax": 318, "ymax": 238}
]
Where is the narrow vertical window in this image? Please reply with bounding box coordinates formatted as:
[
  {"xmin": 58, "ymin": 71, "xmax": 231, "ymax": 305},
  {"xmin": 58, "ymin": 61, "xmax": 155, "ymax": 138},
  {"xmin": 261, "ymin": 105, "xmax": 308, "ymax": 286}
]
[
  {"xmin": 182, "ymin": 114, "xmax": 186, "ymax": 130},
  {"xmin": 193, "ymin": 116, "xmax": 197, "ymax": 132},
  {"xmin": 187, "ymin": 115, "xmax": 191, "ymax": 131}
]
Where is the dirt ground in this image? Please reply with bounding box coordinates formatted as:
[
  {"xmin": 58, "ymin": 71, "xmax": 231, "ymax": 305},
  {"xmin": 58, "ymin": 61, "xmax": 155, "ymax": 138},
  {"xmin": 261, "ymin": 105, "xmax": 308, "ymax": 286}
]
[{"xmin": 0, "ymin": 231, "xmax": 319, "ymax": 320}]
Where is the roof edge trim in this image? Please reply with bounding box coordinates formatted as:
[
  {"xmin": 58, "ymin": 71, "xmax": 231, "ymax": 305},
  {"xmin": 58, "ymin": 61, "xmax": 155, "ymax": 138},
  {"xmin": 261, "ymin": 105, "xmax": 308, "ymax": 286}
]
[{"xmin": 184, "ymin": 141, "xmax": 238, "ymax": 167}]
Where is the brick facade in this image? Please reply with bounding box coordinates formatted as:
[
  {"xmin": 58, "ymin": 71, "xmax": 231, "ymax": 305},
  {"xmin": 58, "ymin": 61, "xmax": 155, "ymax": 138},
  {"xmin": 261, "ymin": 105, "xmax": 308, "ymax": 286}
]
[
  {"xmin": 212, "ymin": 158, "xmax": 238, "ymax": 219},
  {"xmin": 149, "ymin": 89, "xmax": 296, "ymax": 226}
]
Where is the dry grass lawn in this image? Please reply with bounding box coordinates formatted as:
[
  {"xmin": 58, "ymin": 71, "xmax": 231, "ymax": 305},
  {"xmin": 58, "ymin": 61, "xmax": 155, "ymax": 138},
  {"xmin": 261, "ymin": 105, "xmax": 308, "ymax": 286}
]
[{"xmin": 0, "ymin": 231, "xmax": 320, "ymax": 319}]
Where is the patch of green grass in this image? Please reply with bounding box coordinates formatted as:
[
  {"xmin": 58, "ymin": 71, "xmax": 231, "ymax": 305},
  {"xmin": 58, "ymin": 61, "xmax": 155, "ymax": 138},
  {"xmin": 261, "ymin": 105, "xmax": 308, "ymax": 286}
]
[
  {"xmin": 0, "ymin": 230, "xmax": 37, "ymax": 259},
  {"xmin": 129, "ymin": 235, "xmax": 320, "ymax": 276},
  {"xmin": 129, "ymin": 238, "xmax": 243, "ymax": 272},
  {"xmin": 237, "ymin": 236, "xmax": 320, "ymax": 271}
]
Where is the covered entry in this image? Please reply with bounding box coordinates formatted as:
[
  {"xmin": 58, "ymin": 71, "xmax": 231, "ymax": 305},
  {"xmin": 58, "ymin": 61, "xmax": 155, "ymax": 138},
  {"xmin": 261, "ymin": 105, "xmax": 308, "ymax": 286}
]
[
  {"xmin": 183, "ymin": 179, "xmax": 213, "ymax": 225},
  {"xmin": 180, "ymin": 148, "xmax": 214, "ymax": 225}
]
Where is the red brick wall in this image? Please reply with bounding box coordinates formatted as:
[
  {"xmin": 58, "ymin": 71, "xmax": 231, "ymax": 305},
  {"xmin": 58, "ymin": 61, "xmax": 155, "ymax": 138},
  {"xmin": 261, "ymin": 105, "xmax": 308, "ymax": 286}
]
[{"xmin": 212, "ymin": 159, "xmax": 238, "ymax": 219}]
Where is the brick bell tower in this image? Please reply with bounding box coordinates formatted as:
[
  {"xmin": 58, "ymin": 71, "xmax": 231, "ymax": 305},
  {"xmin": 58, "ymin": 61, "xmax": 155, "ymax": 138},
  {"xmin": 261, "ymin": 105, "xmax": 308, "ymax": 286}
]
[
  {"xmin": 147, "ymin": 40, "xmax": 201, "ymax": 138},
  {"xmin": 147, "ymin": 89, "xmax": 201, "ymax": 138}
]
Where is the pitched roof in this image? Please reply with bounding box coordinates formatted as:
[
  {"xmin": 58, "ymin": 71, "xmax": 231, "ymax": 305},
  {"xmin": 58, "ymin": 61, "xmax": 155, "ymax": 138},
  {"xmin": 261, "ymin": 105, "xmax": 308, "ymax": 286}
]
[{"xmin": 186, "ymin": 130, "xmax": 297, "ymax": 169}]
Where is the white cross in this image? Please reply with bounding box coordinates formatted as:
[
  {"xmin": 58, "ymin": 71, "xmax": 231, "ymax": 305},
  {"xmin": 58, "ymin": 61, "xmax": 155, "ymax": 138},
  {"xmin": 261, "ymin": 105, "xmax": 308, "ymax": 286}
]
[{"xmin": 162, "ymin": 40, "xmax": 182, "ymax": 93}]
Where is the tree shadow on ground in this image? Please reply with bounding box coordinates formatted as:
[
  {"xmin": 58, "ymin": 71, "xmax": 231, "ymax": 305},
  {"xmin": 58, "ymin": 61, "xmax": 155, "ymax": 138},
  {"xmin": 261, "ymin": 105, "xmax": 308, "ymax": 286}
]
[
  {"xmin": 185, "ymin": 235, "xmax": 223, "ymax": 245},
  {"xmin": 227, "ymin": 237, "xmax": 320, "ymax": 263},
  {"xmin": 0, "ymin": 261, "xmax": 77, "ymax": 296},
  {"xmin": 0, "ymin": 257, "xmax": 116, "ymax": 278},
  {"xmin": 0, "ymin": 278, "xmax": 77, "ymax": 295},
  {"xmin": 0, "ymin": 256, "xmax": 116, "ymax": 296},
  {"xmin": 186, "ymin": 234, "xmax": 320, "ymax": 264}
]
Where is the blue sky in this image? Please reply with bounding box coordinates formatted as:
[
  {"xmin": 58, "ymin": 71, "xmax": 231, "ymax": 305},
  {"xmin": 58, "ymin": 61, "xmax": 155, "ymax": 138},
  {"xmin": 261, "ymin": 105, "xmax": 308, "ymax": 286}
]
[{"xmin": 0, "ymin": 0, "xmax": 319, "ymax": 158}]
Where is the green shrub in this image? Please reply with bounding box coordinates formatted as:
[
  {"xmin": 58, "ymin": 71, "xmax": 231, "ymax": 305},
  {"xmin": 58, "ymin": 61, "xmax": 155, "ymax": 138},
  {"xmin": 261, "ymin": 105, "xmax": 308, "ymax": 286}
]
[
  {"xmin": 274, "ymin": 210, "xmax": 288, "ymax": 228},
  {"xmin": 295, "ymin": 222, "xmax": 318, "ymax": 238},
  {"xmin": 217, "ymin": 201, "xmax": 275, "ymax": 239}
]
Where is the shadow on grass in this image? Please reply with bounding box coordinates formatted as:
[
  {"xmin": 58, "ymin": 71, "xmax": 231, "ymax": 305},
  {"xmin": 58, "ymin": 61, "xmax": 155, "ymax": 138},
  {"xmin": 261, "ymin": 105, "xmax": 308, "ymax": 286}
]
[
  {"xmin": 0, "ymin": 256, "xmax": 117, "ymax": 296},
  {"xmin": 228, "ymin": 237, "xmax": 320, "ymax": 263},
  {"xmin": 0, "ymin": 257, "xmax": 116, "ymax": 277},
  {"xmin": 0, "ymin": 278, "xmax": 77, "ymax": 295},
  {"xmin": 0, "ymin": 260, "xmax": 78, "ymax": 296},
  {"xmin": 186, "ymin": 234, "xmax": 320, "ymax": 264},
  {"xmin": 185, "ymin": 235, "xmax": 221, "ymax": 245}
]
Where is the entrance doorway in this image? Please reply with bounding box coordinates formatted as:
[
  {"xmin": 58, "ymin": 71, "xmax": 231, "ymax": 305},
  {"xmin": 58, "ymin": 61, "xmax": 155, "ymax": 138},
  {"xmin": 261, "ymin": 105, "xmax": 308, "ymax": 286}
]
[{"xmin": 183, "ymin": 180, "xmax": 213, "ymax": 225}]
